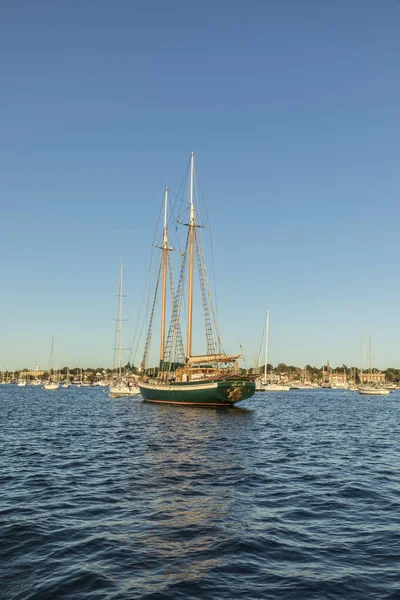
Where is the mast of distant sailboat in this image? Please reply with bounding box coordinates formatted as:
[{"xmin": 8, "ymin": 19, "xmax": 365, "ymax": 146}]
[
  {"xmin": 118, "ymin": 261, "xmax": 123, "ymax": 380},
  {"xmin": 50, "ymin": 335, "xmax": 55, "ymax": 380},
  {"xmin": 264, "ymin": 309, "xmax": 269, "ymax": 384}
]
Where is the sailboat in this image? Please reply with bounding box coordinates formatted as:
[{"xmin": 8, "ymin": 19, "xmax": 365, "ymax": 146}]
[
  {"xmin": 256, "ymin": 310, "xmax": 290, "ymax": 392},
  {"xmin": 138, "ymin": 153, "xmax": 255, "ymax": 407},
  {"xmin": 62, "ymin": 368, "xmax": 71, "ymax": 387},
  {"xmin": 44, "ymin": 336, "xmax": 59, "ymax": 390},
  {"xmin": 358, "ymin": 333, "xmax": 389, "ymax": 396},
  {"xmin": 31, "ymin": 363, "xmax": 42, "ymax": 385},
  {"xmin": 17, "ymin": 373, "xmax": 27, "ymax": 387},
  {"xmin": 109, "ymin": 262, "xmax": 133, "ymax": 398}
]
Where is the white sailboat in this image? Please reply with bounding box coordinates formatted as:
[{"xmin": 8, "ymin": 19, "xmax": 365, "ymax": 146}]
[
  {"xmin": 31, "ymin": 363, "xmax": 42, "ymax": 385},
  {"xmin": 109, "ymin": 262, "xmax": 132, "ymax": 398},
  {"xmin": 359, "ymin": 387, "xmax": 389, "ymax": 396},
  {"xmin": 358, "ymin": 333, "xmax": 389, "ymax": 395},
  {"xmin": 128, "ymin": 380, "xmax": 140, "ymax": 395},
  {"xmin": 257, "ymin": 310, "xmax": 290, "ymax": 392},
  {"xmin": 17, "ymin": 375, "xmax": 27, "ymax": 387},
  {"xmin": 44, "ymin": 336, "xmax": 59, "ymax": 390},
  {"xmin": 62, "ymin": 363, "xmax": 71, "ymax": 388}
]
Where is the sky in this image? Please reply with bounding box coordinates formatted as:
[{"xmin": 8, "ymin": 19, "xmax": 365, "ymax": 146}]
[{"xmin": 1, "ymin": 0, "xmax": 399, "ymax": 371}]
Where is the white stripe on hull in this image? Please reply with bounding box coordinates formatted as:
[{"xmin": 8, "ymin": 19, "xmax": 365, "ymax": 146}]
[{"xmin": 139, "ymin": 381, "xmax": 219, "ymax": 392}]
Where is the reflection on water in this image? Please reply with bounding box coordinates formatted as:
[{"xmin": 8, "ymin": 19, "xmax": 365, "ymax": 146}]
[{"xmin": 124, "ymin": 404, "xmax": 255, "ymax": 592}]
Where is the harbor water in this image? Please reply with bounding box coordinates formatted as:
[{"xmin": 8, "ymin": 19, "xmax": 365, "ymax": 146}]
[{"xmin": 1, "ymin": 387, "xmax": 400, "ymax": 599}]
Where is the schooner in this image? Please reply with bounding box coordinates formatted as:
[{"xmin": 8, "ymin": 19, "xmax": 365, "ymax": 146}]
[{"xmin": 138, "ymin": 153, "xmax": 255, "ymax": 406}]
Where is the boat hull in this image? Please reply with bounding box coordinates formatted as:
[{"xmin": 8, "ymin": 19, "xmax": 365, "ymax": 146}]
[
  {"xmin": 43, "ymin": 383, "xmax": 59, "ymax": 390},
  {"xmin": 256, "ymin": 385, "xmax": 290, "ymax": 392},
  {"xmin": 138, "ymin": 378, "xmax": 255, "ymax": 407},
  {"xmin": 359, "ymin": 388, "xmax": 389, "ymax": 396}
]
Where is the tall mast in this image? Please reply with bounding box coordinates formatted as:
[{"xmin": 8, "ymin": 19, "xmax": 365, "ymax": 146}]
[
  {"xmin": 360, "ymin": 325, "xmax": 363, "ymax": 379},
  {"xmin": 369, "ymin": 334, "xmax": 372, "ymax": 376},
  {"xmin": 160, "ymin": 187, "xmax": 168, "ymax": 362},
  {"xmin": 186, "ymin": 152, "xmax": 195, "ymax": 359},
  {"xmin": 264, "ymin": 309, "xmax": 269, "ymax": 382},
  {"xmin": 118, "ymin": 261, "xmax": 123, "ymax": 379},
  {"xmin": 50, "ymin": 335, "xmax": 54, "ymax": 376}
]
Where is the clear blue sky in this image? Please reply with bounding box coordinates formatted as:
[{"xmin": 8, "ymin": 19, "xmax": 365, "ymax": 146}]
[{"xmin": 1, "ymin": 0, "xmax": 399, "ymax": 371}]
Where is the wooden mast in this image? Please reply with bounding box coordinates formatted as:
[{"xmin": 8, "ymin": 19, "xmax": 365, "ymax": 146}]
[
  {"xmin": 160, "ymin": 186, "xmax": 168, "ymax": 362},
  {"xmin": 186, "ymin": 152, "xmax": 195, "ymax": 359}
]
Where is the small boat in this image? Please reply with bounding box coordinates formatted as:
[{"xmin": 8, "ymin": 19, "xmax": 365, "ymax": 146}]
[
  {"xmin": 109, "ymin": 380, "xmax": 132, "ymax": 398},
  {"xmin": 44, "ymin": 381, "xmax": 59, "ymax": 391},
  {"xmin": 358, "ymin": 333, "xmax": 389, "ymax": 395},
  {"xmin": 43, "ymin": 336, "xmax": 59, "ymax": 390},
  {"xmin": 257, "ymin": 382, "xmax": 291, "ymax": 392},
  {"xmin": 31, "ymin": 364, "xmax": 41, "ymax": 385},
  {"xmin": 62, "ymin": 364, "xmax": 71, "ymax": 387},
  {"xmin": 358, "ymin": 387, "xmax": 389, "ymax": 396},
  {"xmin": 255, "ymin": 311, "xmax": 290, "ymax": 392},
  {"xmin": 109, "ymin": 262, "xmax": 134, "ymax": 398}
]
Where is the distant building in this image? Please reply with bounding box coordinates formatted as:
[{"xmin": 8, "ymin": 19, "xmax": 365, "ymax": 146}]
[
  {"xmin": 23, "ymin": 370, "xmax": 46, "ymax": 377},
  {"xmin": 359, "ymin": 372, "xmax": 385, "ymax": 384},
  {"xmin": 329, "ymin": 373, "xmax": 347, "ymax": 385}
]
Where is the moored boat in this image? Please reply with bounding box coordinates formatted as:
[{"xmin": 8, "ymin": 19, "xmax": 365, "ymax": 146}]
[
  {"xmin": 257, "ymin": 382, "xmax": 291, "ymax": 392},
  {"xmin": 138, "ymin": 153, "xmax": 255, "ymax": 407},
  {"xmin": 358, "ymin": 387, "xmax": 389, "ymax": 396},
  {"xmin": 44, "ymin": 381, "xmax": 59, "ymax": 391},
  {"xmin": 109, "ymin": 380, "xmax": 132, "ymax": 398},
  {"xmin": 43, "ymin": 336, "xmax": 59, "ymax": 390},
  {"xmin": 108, "ymin": 262, "xmax": 136, "ymax": 398}
]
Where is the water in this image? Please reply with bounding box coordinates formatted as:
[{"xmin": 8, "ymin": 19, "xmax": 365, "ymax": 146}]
[{"xmin": 1, "ymin": 386, "xmax": 400, "ymax": 600}]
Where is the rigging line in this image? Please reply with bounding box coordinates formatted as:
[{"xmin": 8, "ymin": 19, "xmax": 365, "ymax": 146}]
[
  {"xmin": 143, "ymin": 239, "xmax": 162, "ymax": 351},
  {"xmin": 163, "ymin": 229, "xmax": 189, "ymax": 369},
  {"xmin": 239, "ymin": 343, "xmax": 247, "ymax": 370},
  {"xmin": 111, "ymin": 271, "xmax": 123, "ymax": 373},
  {"xmin": 168, "ymin": 159, "xmax": 191, "ymax": 230},
  {"xmin": 196, "ymin": 173, "xmax": 221, "ymax": 342},
  {"xmin": 131, "ymin": 185, "xmax": 178, "ymax": 363},
  {"xmin": 151, "ymin": 192, "xmax": 166, "ymax": 248},
  {"xmin": 257, "ymin": 318, "xmax": 267, "ymax": 370},
  {"xmin": 166, "ymin": 212, "xmax": 190, "ymax": 339},
  {"xmin": 127, "ymin": 247, "xmax": 158, "ymax": 364},
  {"xmin": 167, "ymin": 202, "xmax": 191, "ymax": 230},
  {"xmin": 195, "ymin": 229, "xmax": 216, "ymax": 356},
  {"xmin": 195, "ymin": 207, "xmax": 224, "ymax": 355},
  {"xmin": 167, "ymin": 187, "xmax": 191, "ymax": 210},
  {"xmin": 167, "ymin": 252, "xmax": 185, "ymax": 365},
  {"xmin": 141, "ymin": 259, "xmax": 163, "ymax": 370}
]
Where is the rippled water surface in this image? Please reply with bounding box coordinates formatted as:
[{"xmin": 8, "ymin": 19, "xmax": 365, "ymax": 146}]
[{"xmin": 1, "ymin": 386, "xmax": 400, "ymax": 599}]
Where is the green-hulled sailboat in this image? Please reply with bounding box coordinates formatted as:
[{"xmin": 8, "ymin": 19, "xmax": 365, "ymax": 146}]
[{"xmin": 138, "ymin": 153, "xmax": 255, "ymax": 407}]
